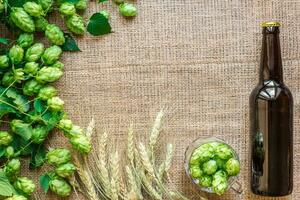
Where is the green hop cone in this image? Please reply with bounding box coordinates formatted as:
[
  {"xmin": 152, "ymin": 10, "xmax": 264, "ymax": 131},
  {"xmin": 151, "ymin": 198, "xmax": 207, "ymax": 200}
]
[
  {"xmin": 0, "ymin": 0, "xmax": 4, "ymax": 13},
  {"xmin": 32, "ymin": 125, "xmax": 49, "ymax": 143},
  {"xmin": 4, "ymin": 158, "xmax": 21, "ymax": 180},
  {"xmin": 0, "ymin": 131, "xmax": 13, "ymax": 146},
  {"xmin": 212, "ymin": 171, "xmax": 228, "ymax": 195},
  {"xmin": 38, "ymin": 0, "xmax": 53, "ymax": 12},
  {"xmin": 119, "ymin": 3, "xmax": 137, "ymax": 17},
  {"xmin": 215, "ymin": 144, "xmax": 233, "ymax": 160},
  {"xmin": 214, "ymin": 156, "xmax": 226, "ymax": 169},
  {"xmin": 5, "ymin": 146, "xmax": 14, "ymax": 158},
  {"xmin": 0, "ymin": 55, "xmax": 10, "ymax": 69},
  {"xmin": 190, "ymin": 143, "xmax": 214, "ymax": 165},
  {"xmin": 17, "ymin": 33, "xmax": 34, "ymax": 48},
  {"xmin": 10, "ymin": 7, "xmax": 35, "ymax": 33},
  {"xmin": 4, "ymin": 195, "xmax": 28, "ymax": 200},
  {"xmin": 69, "ymin": 133, "xmax": 92, "ymax": 154},
  {"xmin": 45, "ymin": 24, "xmax": 65, "ymax": 45},
  {"xmin": 189, "ymin": 164, "xmax": 203, "ymax": 179},
  {"xmin": 64, "ymin": 125, "xmax": 82, "ymax": 138},
  {"xmin": 14, "ymin": 177, "xmax": 36, "ymax": 195},
  {"xmin": 23, "ymin": 2, "xmax": 44, "ymax": 17},
  {"xmin": 47, "ymin": 96, "xmax": 64, "ymax": 111},
  {"xmin": 36, "ymin": 67, "xmax": 63, "ymax": 83},
  {"xmin": 59, "ymin": 3, "xmax": 76, "ymax": 16},
  {"xmin": 49, "ymin": 178, "xmax": 72, "ymax": 197},
  {"xmin": 23, "ymin": 79, "xmax": 43, "ymax": 96},
  {"xmin": 2, "ymin": 69, "xmax": 25, "ymax": 86},
  {"xmin": 66, "ymin": 14, "xmax": 85, "ymax": 35},
  {"xmin": 9, "ymin": 45, "xmax": 24, "ymax": 64},
  {"xmin": 24, "ymin": 62, "xmax": 39, "ymax": 75},
  {"xmin": 55, "ymin": 163, "xmax": 76, "ymax": 178},
  {"xmin": 41, "ymin": 45, "xmax": 62, "ymax": 65},
  {"xmin": 202, "ymin": 159, "xmax": 218, "ymax": 175},
  {"xmin": 25, "ymin": 43, "xmax": 45, "ymax": 62},
  {"xmin": 34, "ymin": 17, "xmax": 49, "ymax": 32},
  {"xmin": 75, "ymin": 0, "xmax": 87, "ymax": 10},
  {"xmin": 46, "ymin": 148, "xmax": 71, "ymax": 166},
  {"xmin": 58, "ymin": 119, "xmax": 73, "ymax": 131},
  {"xmin": 199, "ymin": 175, "xmax": 212, "ymax": 187},
  {"xmin": 38, "ymin": 85, "xmax": 57, "ymax": 100},
  {"xmin": 2, "ymin": 71, "xmax": 14, "ymax": 86},
  {"xmin": 225, "ymin": 158, "xmax": 240, "ymax": 176},
  {"xmin": 99, "ymin": 10, "xmax": 110, "ymax": 19},
  {"xmin": 51, "ymin": 61, "xmax": 64, "ymax": 70}
]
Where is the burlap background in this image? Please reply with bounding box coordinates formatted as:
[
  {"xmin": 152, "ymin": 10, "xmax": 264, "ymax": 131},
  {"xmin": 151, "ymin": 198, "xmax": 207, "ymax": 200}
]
[{"xmin": 1, "ymin": 0, "xmax": 300, "ymax": 199}]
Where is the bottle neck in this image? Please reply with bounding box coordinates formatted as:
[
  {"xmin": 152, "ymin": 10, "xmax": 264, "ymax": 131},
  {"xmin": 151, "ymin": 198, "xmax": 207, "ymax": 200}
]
[{"xmin": 259, "ymin": 27, "xmax": 283, "ymax": 83}]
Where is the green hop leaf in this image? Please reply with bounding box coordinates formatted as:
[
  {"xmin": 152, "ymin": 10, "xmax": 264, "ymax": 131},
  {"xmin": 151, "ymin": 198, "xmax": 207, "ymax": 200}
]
[
  {"xmin": 51, "ymin": 61, "xmax": 64, "ymax": 69},
  {"xmin": 31, "ymin": 125, "xmax": 49, "ymax": 144},
  {"xmin": 70, "ymin": 133, "xmax": 91, "ymax": 154},
  {"xmin": 75, "ymin": 0, "xmax": 87, "ymax": 10},
  {"xmin": 10, "ymin": 7, "xmax": 35, "ymax": 33},
  {"xmin": 23, "ymin": 1, "xmax": 44, "ymax": 17},
  {"xmin": 0, "ymin": 37, "xmax": 8, "ymax": 45},
  {"xmin": 215, "ymin": 144, "xmax": 233, "ymax": 160},
  {"xmin": 4, "ymin": 195, "xmax": 27, "ymax": 200},
  {"xmin": 189, "ymin": 164, "xmax": 203, "ymax": 179},
  {"xmin": 36, "ymin": 67, "xmax": 63, "ymax": 83},
  {"xmin": 45, "ymin": 24, "xmax": 65, "ymax": 46},
  {"xmin": 0, "ymin": 170, "xmax": 16, "ymax": 197},
  {"xmin": 49, "ymin": 178, "xmax": 71, "ymax": 197},
  {"xmin": 58, "ymin": 119, "xmax": 73, "ymax": 132},
  {"xmin": 9, "ymin": 45, "xmax": 24, "ymax": 64},
  {"xmin": 29, "ymin": 143, "xmax": 46, "ymax": 168},
  {"xmin": 62, "ymin": 33, "xmax": 80, "ymax": 52},
  {"xmin": 39, "ymin": 173, "xmax": 51, "ymax": 193},
  {"xmin": 24, "ymin": 62, "xmax": 39, "ymax": 75},
  {"xmin": 46, "ymin": 148, "xmax": 71, "ymax": 166},
  {"xmin": 225, "ymin": 158, "xmax": 240, "ymax": 176},
  {"xmin": 5, "ymin": 88, "xmax": 30, "ymax": 112},
  {"xmin": 59, "ymin": 2, "xmax": 75, "ymax": 16},
  {"xmin": 14, "ymin": 177, "xmax": 36, "ymax": 195},
  {"xmin": 25, "ymin": 43, "xmax": 45, "ymax": 62},
  {"xmin": 23, "ymin": 79, "xmax": 43, "ymax": 96},
  {"xmin": 119, "ymin": 3, "xmax": 137, "ymax": 17},
  {"xmin": 33, "ymin": 99, "xmax": 46, "ymax": 113},
  {"xmin": 199, "ymin": 175, "xmax": 212, "ymax": 187},
  {"xmin": 0, "ymin": 131, "xmax": 13, "ymax": 146},
  {"xmin": 0, "ymin": 55, "xmax": 10, "ymax": 69},
  {"xmin": 55, "ymin": 163, "xmax": 76, "ymax": 178},
  {"xmin": 202, "ymin": 159, "xmax": 218, "ymax": 175},
  {"xmin": 87, "ymin": 12, "xmax": 112, "ymax": 36},
  {"xmin": 41, "ymin": 45, "xmax": 62, "ymax": 65},
  {"xmin": 17, "ymin": 33, "xmax": 34, "ymax": 49},
  {"xmin": 42, "ymin": 110, "xmax": 64, "ymax": 129},
  {"xmin": 34, "ymin": 17, "xmax": 49, "ymax": 32},
  {"xmin": 10, "ymin": 120, "xmax": 32, "ymax": 141},
  {"xmin": 4, "ymin": 158, "xmax": 21, "ymax": 181},
  {"xmin": 38, "ymin": 85, "xmax": 57, "ymax": 100},
  {"xmin": 66, "ymin": 14, "xmax": 85, "ymax": 35}
]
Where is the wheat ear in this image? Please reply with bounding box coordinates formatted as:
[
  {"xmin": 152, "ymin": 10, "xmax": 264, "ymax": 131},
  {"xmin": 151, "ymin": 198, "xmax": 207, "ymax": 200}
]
[
  {"xmin": 126, "ymin": 165, "xmax": 143, "ymax": 200},
  {"xmin": 158, "ymin": 144, "xmax": 174, "ymax": 179},
  {"xmin": 86, "ymin": 118, "xmax": 95, "ymax": 137},
  {"xmin": 149, "ymin": 110, "xmax": 164, "ymax": 152},
  {"xmin": 110, "ymin": 151, "xmax": 120, "ymax": 200},
  {"xmin": 127, "ymin": 124, "xmax": 135, "ymax": 164},
  {"xmin": 138, "ymin": 143, "xmax": 156, "ymax": 178}
]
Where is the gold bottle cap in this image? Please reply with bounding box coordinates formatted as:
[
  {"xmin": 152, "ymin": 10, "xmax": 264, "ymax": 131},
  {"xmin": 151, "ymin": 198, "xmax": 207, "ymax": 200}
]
[{"xmin": 261, "ymin": 22, "xmax": 281, "ymax": 27}]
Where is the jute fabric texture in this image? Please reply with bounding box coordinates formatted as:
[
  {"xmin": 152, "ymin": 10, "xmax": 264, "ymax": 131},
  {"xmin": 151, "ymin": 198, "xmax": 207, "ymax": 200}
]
[{"xmin": 1, "ymin": 0, "xmax": 300, "ymax": 199}]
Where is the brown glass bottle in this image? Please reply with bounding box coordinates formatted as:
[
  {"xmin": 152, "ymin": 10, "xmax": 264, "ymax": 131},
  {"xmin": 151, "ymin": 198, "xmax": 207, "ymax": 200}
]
[{"xmin": 250, "ymin": 22, "xmax": 293, "ymax": 196}]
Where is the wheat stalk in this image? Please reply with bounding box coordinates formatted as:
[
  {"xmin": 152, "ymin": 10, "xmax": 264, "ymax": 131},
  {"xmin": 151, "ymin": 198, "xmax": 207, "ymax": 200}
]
[{"xmin": 127, "ymin": 124, "xmax": 135, "ymax": 164}]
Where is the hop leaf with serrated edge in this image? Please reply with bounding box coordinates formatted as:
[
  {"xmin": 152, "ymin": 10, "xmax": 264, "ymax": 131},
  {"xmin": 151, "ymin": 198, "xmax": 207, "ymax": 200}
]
[
  {"xmin": 75, "ymin": 0, "xmax": 87, "ymax": 10},
  {"xmin": 36, "ymin": 67, "xmax": 63, "ymax": 83},
  {"xmin": 49, "ymin": 178, "xmax": 72, "ymax": 197},
  {"xmin": 0, "ymin": 55, "xmax": 10, "ymax": 69},
  {"xmin": 14, "ymin": 177, "xmax": 36, "ymax": 195},
  {"xmin": 51, "ymin": 61, "xmax": 64, "ymax": 70},
  {"xmin": 47, "ymin": 96, "xmax": 64, "ymax": 111},
  {"xmin": 0, "ymin": 131, "xmax": 13, "ymax": 146},
  {"xmin": 59, "ymin": 2, "xmax": 76, "ymax": 16},
  {"xmin": 24, "ymin": 62, "xmax": 39, "ymax": 75},
  {"xmin": 45, "ymin": 24, "xmax": 65, "ymax": 46},
  {"xmin": 4, "ymin": 195, "xmax": 28, "ymax": 200},
  {"xmin": 25, "ymin": 43, "xmax": 45, "ymax": 62},
  {"xmin": 70, "ymin": 133, "xmax": 92, "ymax": 154},
  {"xmin": 38, "ymin": 85, "xmax": 57, "ymax": 100},
  {"xmin": 55, "ymin": 163, "xmax": 76, "ymax": 178},
  {"xmin": 9, "ymin": 45, "xmax": 24, "ymax": 64},
  {"xmin": 23, "ymin": 2, "xmax": 44, "ymax": 17},
  {"xmin": 66, "ymin": 14, "xmax": 85, "ymax": 35},
  {"xmin": 119, "ymin": 3, "xmax": 137, "ymax": 17},
  {"xmin": 41, "ymin": 45, "xmax": 62, "ymax": 65},
  {"xmin": 58, "ymin": 119, "xmax": 73, "ymax": 131},
  {"xmin": 10, "ymin": 7, "xmax": 35, "ymax": 33},
  {"xmin": 17, "ymin": 33, "xmax": 34, "ymax": 48},
  {"xmin": 34, "ymin": 17, "xmax": 49, "ymax": 32},
  {"xmin": 32, "ymin": 124, "xmax": 49, "ymax": 143},
  {"xmin": 4, "ymin": 158, "xmax": 21, "ymax": 181},
  {"xmin": 23, "ymin": 79, "xmax": 43, "ymax": 96},
  {"xmin": 46, "ymin": 148, "xmax": 71, "ymax": 166}
]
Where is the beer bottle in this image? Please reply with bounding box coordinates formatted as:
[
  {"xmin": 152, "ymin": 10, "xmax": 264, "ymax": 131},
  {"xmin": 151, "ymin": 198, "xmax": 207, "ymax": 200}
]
[{"xmin": 250, "ymin": 22, "xmax": 293, "ymax": 196}]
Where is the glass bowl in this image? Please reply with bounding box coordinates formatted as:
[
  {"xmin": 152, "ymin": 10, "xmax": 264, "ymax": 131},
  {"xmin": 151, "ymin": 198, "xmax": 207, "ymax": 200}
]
[{"xmin": 184, "ymin": 137, "xmax": 242, "ymax": 194}]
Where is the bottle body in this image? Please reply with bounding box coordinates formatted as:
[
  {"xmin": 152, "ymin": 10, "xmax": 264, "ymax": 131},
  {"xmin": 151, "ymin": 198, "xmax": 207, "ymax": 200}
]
[{"xmin": 250, "ymin": 23, "xmax": 293, "ymax": 196}]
